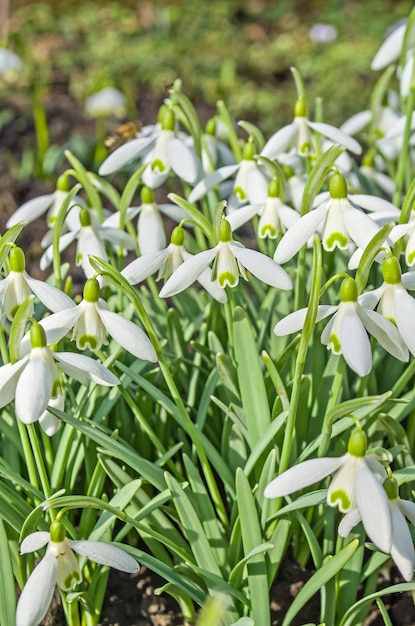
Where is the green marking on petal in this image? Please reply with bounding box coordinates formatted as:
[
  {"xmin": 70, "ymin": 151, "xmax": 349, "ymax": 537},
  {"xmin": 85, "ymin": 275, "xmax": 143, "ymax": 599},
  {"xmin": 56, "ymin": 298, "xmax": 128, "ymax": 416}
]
[
  {"xmin": 78, "ymin": 334, "xmax": 98, "ymax": 350},
  {"xmin": 329, "ymin": 488, "xmax": 351, "ymax": 511},
  {"xmin": 407, "ymin": 249, "xmax": 415, "ymax": 265},
  {"xmin": 219, "ymin": 272, "xmax": 237, "ymax": 288},
  {"xmin": 299, "ymin": 141, "xmax": 310, "ymax": 154},
  {"xmin": 51, "ymin": 380, "xmax": 62, "ymax": 398},
  {"xmin": 62, "ymin": 571, "xmax": 82, "ymax": 591},
  {"xmin": 325, "ymin": 231, "xmax": 348, "ymax": 250},
  {"xmin": 260, "ymin": 224, "xmax": 277, "ymax": 238},
  {"xmin": 234, "ymin": 186, "xmax": 247, "ymax": 201},
  {"xmin": 151, "ymin": 158, "xmax": 166, "ymax": 173},
  {"xmin": 329, "ymin": 333, "xmax": 341, "ymax": 353}
]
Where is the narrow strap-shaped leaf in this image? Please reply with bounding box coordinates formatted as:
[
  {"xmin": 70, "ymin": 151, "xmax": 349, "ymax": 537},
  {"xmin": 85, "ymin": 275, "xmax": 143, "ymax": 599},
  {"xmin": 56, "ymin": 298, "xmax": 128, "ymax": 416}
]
[{"xmin": 0, "ymin": 517, "xmax": 16, "ymax": 625}]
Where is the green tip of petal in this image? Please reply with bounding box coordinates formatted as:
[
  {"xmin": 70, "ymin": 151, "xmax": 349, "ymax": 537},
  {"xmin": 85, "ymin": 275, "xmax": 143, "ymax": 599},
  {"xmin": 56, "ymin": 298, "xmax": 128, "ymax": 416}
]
[
  {"xmin": 57, "ymin": 173, "xmax": 70, "ymax": 192},
  {"xmin": 329, "ymin": 488, "xmax": 351, "ymax": 511},
  {"xmin": 325, "ymin": 231, "xmax": 348, "ymax": 250},
  {"xmin": 79, "ymin": 208, "xmax": 92, "ymax": 227},
  {"xmin": 141, "ymin": 186, "xmax": 154, "ymax": 204},
  {"xmin": 219, "ymin": 271, "xmax": 237, "ymax": 287},
  {"xmin": 382, "ymin": 256, "xmax": 401, "ymax": 284},
  {"xmin": 242, "ymin": 139, "xmax": 255, "ymax": 161},
  {"xmin": 260, "ymin": 224, "xmax": 277, "ymax": 238},
  {"xmin": 9, "ymin": 246, "xmax": 25, "ymax": 272},
  {"xmin": 50, "ymin": 519, "xmax": 66, "ymax": 542},
  {"xmin": 383, "ymin": 476, "xmax": 399, "ymax": 500},
  {"xmin": 171, "ymin": 226, "xmax": 184, "ymax": 246},
  {"xmin": 268, "ymin": 178, "xmax": 279, "ymax": 198},
  {"xmin": 30, "ymin": 322, "xmax": 47, "ymax": 348},
  {"xmin": 218, "ymin": 219, "xmax": 232, "ymax": 242},
  {"xmin": 329, "ymin": 172, "xmax": 348, "ymax": 199},
  {"xmin": 83, "ymin": 278, "xmax": 100, "ymax": 302},
  {"xmin": 347, "ymin": 429, "xmax": 367, "ymax": 457},
  {"xmin": 340, "ymin": 277, "xmax": 358, "ymax": 302},
  {"xmin": 151, "ymin": 158, "xmax": 166, "ymax": 173}
]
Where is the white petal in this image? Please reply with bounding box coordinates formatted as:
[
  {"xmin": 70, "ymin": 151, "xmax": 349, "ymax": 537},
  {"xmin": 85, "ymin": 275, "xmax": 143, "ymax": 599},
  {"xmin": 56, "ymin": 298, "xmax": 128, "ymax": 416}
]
[
  {"xmin": 402, "ymin": 271, "xmax": 415, "ymax": 290},
  {"xmin": 225, "ymin": 203, "xmax": 261, "ymax": 231},
  {"xmin": 342, "ymin": 205, "xmax": 380, "ymax": 251},
  {"xmin": 25, "ymin": 275, "xmax": 75, "ymax": 313},
  {"xmin": 264, "ymin": 456, "xmax": 345, "ymax": 499},
  {"xmin": 31, "ymin": 306, "xmax": 81, "ymax": 347},
  {"xmin": 158, "ymin": 203, "xmax": 189, "ymax": 222},
  {"xmin": 349, "ymin": 194, "xmax": 400, "ymax": 215},
  {"xmin": 40, "ymin": 231, "xmax": 77, "ymax": 271},
  {"xmin": 356, "ymin": 460, "xmax": 392, "ymax": 554},
  {"xmin": 196, "ymin": 268, "xmax": 228, "ymax": 303},
  {"xmin": 160, "ymin": 248, "xmax": 218, "ymax": 298},
  {"xmin": 244, "ymin": 166, "xmax": 269, "ymax": 204},
  {"xmin": 371, "ymin": 23, "xmax": 406, "ymax": 70},
  {"xmin": 98, "ymin": 136, "xmax": 155, "ymax": 176},
  {"xmin": 122, "ymin": 249, "xmax": 169, "ymax": 284},
  {"xmin": 307, "ymin": 120, "xmax": 362, "ymax": 154},
  {"xmin": 15, "ymin": 351, "xmax": 53, "ymax": 424},
  {"xmin": 340, "ymin": 110, "xmax": 372, "ymax": 136},
  {"xmin": 99, "ymin": 227, "xmax": 136, "ymax": 250},
  {"xmin": 188, "ymin": 165, "xmax": 239, "ymax": 203},
  {"xmin": 97, "ymin": 306, "xmax": 157, "ymax": 362},
  {"xmin": 361, "ymin": 308, "xmax": 409, "ymax": 361},
  {"xmin": 6, "ymin": 194, "xmax": 54, "ymax": 228},
  {"xmin": 394, "ymin": 288, "xmax": 415, "ymax": 356},
  {"xmin": 138, "ymin": 205, "xmax": 166, "ymax": 254},
  {"xmin": 54, "ymin": 352, "xmax": 120, "ymax": 386},
  {"xmin": 261, "ymin": 123, "xmax": 297, "ymax": 158},
  {"xmin": 70, "ymin": 540, "xmax": 139, "ymax": 573},
  {"xmin": 338, "ymin": 508, "xmax": 362, "ymax": 538},
  {"xmin": 167, "ymin": 137, "xmax": 199, "ymax": 184},
  {"xmin": 274, "ymin": 305, "xmax": 337, "ymax": 336},
  {"xmin": 20, "ymin": 532, "xmax": 51, "ymax": 554},
  {"xmin": 273, "ymin": 208, "xmax": 326, "ymax": 264},
  {"xmin": 16, "ymin": 552, "xmax": 57, "ymax": 626},
  {"xmin": 340, "ymin": 305, "xmax": 372, "ymax": 376},
  {"xmin": 0, "ymin": 358, "xmax": 28, "ymax": 409},
  {"xmin": 231, "ymin": 245, "xmax": 292, "ymax": 290},
  {"xmin": 399, "ymin": 498, "xmax": 415, "ymax": 527},
  {"xmin": 38, "ymin": 395, "xmax": 64, "ymax": 436},
  {"xmin": 389, "ymin": 500, "xmax": 415, "ymax": 581}
]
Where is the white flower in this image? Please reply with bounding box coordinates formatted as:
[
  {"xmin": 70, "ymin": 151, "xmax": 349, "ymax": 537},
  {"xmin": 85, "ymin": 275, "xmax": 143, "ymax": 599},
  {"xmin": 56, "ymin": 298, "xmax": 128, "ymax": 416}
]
[
  {"xmin": 0, "ymin": 322, "xmax": 119, "ymax": 429},
  {"xmin": 359, "ymin": 256, "xmax": 415, "ymax": 357},
  {"xmin": 265, "ymin": 430, "xmax": 392, "ymax": 554},
  {"xmin": 0, "ymin": 246, "xmax": 73, "ymax": 321},
  {"xmin": 6, "ymin": 187, "xmax": 82, "ymax": 230},
  {"xmin": 261, "ymin": 97, "xmax": 361, "ymax": 159},
  {"xmin": 85, "ymin": 87, "xmax": 127, "ymax": 118},
  {"xmin": 226, "ymin": 177, "xmax": 300, "ymax": 239},
  {"xmin": 389, "ymin": 212, "xmax": 415, "ymax": 267},
  {"xmin": 339, "ymin": 475, "xmax": 415, "ymax": 582},
  {"xmin": 122, "ymin": 226, "xmax": 227, "ymax": 303},
  {"xmin": 0, "ymin": 48, "xmax": 22, "ymax": 82},
  {"xmin": 16, "ymin": 520, "xmax": 139, "ymax": 626},
  {"xmin": 274, "ymin": 276, "xmax": 408, "ymax": 376},
  {"xmin": 188, "ymin": 139, "xmax": 269, "ymax": 209},
  {"xmin": 159, "ymin": 218, "xmax": 292, "ymax": 298},
  {"xmin": 40, "ymin": 207, "xmax": 135, "ymax": 280},
  {"xmin": 309, "ymin": 23, "xmax": 338, "ymax": 43},
  {"xmin": 273, "ymin": 173, "xmax": 387, "ymax": 264},
  {"xmin": 33, "ymin": 277, "xmax": 157, "ymax": 362}
]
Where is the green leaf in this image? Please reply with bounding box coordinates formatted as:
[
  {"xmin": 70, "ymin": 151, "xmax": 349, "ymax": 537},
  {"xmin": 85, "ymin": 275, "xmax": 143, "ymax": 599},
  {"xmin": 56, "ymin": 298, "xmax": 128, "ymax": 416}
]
[
  {"xmin": 236, "ymin": 468, "xmax": 270, "ymax": 626},
  {"xmin": 300, "ymin": 144, "xmax": 344, "ymax": 216},
  {"xmin": 9, "ymin": 296, "xmax": 34, "ymax": 362},
  {"xmin": 355, "ymin": 223, "xmax": 393, "ymax": 293},
  {"xmin": 0, "ymin": 222, "xmax": 27, "ymax": 268},
  {"xmin": 281, "ymin": 540, "xmax": 359, "ymax": 626},
  {"xmin": 233, "ymin": 307, "xmax": 271, "ymax": 451},
  {"xmin": 338, "ymin": 582, "xmax": 415, "ymax": 626},
  {"xmin": 238, "ymin": 120, "xmax": 265, "ymax": 151},
  {"xmin": 0, "ymin": 518, "xmax": 16, "ymax": 625}
]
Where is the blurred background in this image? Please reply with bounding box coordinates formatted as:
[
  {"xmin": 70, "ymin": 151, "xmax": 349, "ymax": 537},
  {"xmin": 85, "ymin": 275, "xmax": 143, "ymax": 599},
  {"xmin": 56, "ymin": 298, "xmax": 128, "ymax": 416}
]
[{"xmin": 0, "ymin": 0, "xmax": 412, "ymax": 212}]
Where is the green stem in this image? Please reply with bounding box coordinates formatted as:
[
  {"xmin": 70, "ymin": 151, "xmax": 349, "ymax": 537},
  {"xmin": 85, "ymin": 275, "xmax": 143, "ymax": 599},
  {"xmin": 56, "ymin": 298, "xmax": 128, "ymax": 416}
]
[
  {"xmin": 26, "ymin": 424, "xmax": 52, "ymax": 502},
  {"xmin": 392, "ymin": 86, "xmax": 415, "ymax": 207},
  {"xmin": 16, "ymin": 420, "xmax": 40, "ymax": 492}
]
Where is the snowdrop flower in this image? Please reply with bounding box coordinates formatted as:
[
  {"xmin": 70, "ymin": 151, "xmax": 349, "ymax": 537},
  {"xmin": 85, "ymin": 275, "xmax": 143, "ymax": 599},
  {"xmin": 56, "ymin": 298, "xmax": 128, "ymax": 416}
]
[
  {"xmin": 273, "ymin": 173, "xmax": 386, "ymax": 264},
  {"xmin": 0, "ymin": 246, "xmax": 73, "ymax": 321},
  {"xmin": 188, "ymin": 138, "xmax": 269, "ymax": 209},
  {"xmin": 201, "ymin": 117, "xmax": 235, "ymax": 174},
  {"xmin": 339, "ymin": 474, "xmax": 415, "ymax": 581},
  {"xmin": 160, "ymin": 218, "xmax": 292, "ymax": 298},
  {"xmin": 371, "ymin": 19, "xmax": 415, "ymax": 97},
  {"xmin": 0, "ymin": 322, "xmax": 119, "ymax": 428},
  {"xmin": 34, "ymin": 277, "xmax": 157, "ymax": 362},
  {"xmin": 265, "ymin": 429, "xmax": 392, "ymax": 553},
  {"xmin": 6, "ymin": 184, "xmax": 82, "ymax": 231},
  {"xmin": 0, "ymin": 48, "xmax": 22, "ymax": 82},
  {"xmin": 389, "ymin": 212, "xmax": 415, "ymax": 267},
  {"xmin": 359, "ymin": 255, "xmax": 415, "ymax": 357},
  {"xmin": 122, "ymin": 225, "xmax": 227, "ymax": 303},
  {"xmin": 40, "ymin": 207, "xmax": 135, "ymax": 280},
  {"xmin": 85, "ymin": 86, "xmax": 127, "ymax": 118},
  {"xmin": 274, "ymin": 276, "xmax": 408, "ymax": 376},
  {"xmin": 16, "ymin": 519, "xmax": 139, "ymax": 626},
  {"xmin": 227, "ymin": 177, "xmax": 300, "ymax": 239},
  {"xmin": 140, "ymin": 106, "xmax": 200, "ymax": 189},
  {"xmin": 261, "ymin": 97, "xmax": 362, "ymax": 160},
  {"xmin": 309, "ymin": 23, "xmax": 338, "ymax": 43}
]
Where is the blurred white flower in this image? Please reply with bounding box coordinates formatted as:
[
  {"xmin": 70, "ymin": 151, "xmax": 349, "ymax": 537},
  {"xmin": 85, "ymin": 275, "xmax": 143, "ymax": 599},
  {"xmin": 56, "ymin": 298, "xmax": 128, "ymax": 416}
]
[
  {"xmin": 0, "ymin": 48, "xmax": 22, "ymax": 82},
  {"xmin": 85, "ymin": 87, "xmax": 127, "ymax": 118},
  {"xmin": 309, "ymin": 23, "xmax": 338, "ymax": 43}
]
